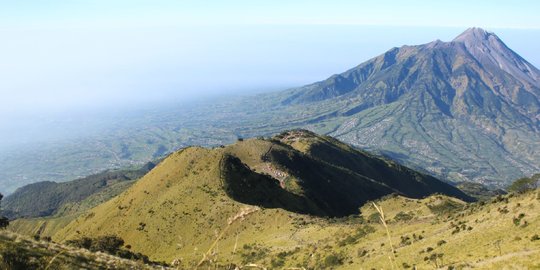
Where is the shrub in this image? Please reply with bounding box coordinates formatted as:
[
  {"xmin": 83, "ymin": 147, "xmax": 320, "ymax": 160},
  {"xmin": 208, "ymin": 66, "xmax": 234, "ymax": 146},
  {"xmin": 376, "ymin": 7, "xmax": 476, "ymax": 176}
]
[
  {"xmin": 66, "ymin": 237, "xmax": 93, "ymax": 249},
  {"xmin": 0, "ymin": 217, "xmax": 9, "ymax": 230},
  {"xmin": 491, "ymin": 195, "xmax": 509, "ymax": 204},
  {"xmin": 400, "ymin": 235, "xmax": 412, "ymax": 246},
  {"xmin": 427, "ymin": 200, "xmax": 462, "ymax": 215},
  {"xmin": 357, "ymin": 249, "xmax": 368, "ymax": 257},
  {"xmin": 65, "ymin": 235, "xmax": 156, "ymax": 264},
  {"xmin": 437, "ymin": 240, "xmax": 447, "ymax": 246},
  {"xmin": 394, "ymin": 211, "xmax": 414, "ymax": 222},
  {"xmin": 338, "ymin": 235, "xmax": 357, "ymax": 246},
  {"xmin": 239, "ymin": 244, "xmax": 269, "ymax": 264},
  {"xmin": 323, "ymin": 253, "xmax": 343, "ymax": 267},
  {"xmin": 271, "ymin": 257, "xmax": 285, "ymax": 268},
  {"xmin": 368, "ymin": 212, "xmax": 380, "ymax": 223},
  {"xmin": 116, "ymin": 249, "xmax": 150, "ymax": 263},
  {"xmin": 507, "ymin": 174, "xmax": 539, "ymax": 193},
  {"xmin": 91, "ymin": 235, "xmax": 124, "ymax": 253},
  {"xmin": 513, "ymin": 214, "xmax": 526, "ymax": 226},
  {"xmin": 0, "ymin": 246, "xmax": 44, "ymax": 269},
  {"xmin": 531, "ymin": 234, "xmax": 540, "ymax": 241}
]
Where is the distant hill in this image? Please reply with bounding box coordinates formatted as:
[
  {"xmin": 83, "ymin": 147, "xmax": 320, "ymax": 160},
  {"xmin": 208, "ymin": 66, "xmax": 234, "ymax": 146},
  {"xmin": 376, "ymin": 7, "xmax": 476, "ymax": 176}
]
[
  {"xmin": 2, "ymin": 162, "xmax": 156, "ymax": 219},
  {"xmin": 456, "ymin": 182, "xmax": 506, "ymax": 201}
]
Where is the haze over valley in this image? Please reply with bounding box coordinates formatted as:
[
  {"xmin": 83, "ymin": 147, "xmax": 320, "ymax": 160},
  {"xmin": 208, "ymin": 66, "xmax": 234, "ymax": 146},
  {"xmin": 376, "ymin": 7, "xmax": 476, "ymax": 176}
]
[{"xmin": 1, "ymin": 1, "xmax": 540, "ymax": 269}]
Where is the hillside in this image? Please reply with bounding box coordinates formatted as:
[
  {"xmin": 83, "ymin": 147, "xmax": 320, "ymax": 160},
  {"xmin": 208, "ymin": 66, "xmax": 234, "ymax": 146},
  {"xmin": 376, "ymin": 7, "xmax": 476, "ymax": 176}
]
[
  {"xmin": 0, "ymin": 231, "xmax": 169, "ymax": 269},
  {"xmin": 2, "ymin": 162, "xmax": 156, "ymax": 219},
  {"xmin": 5, "ymin": 131, "xmax": 539, "ymax": 268},
  {"xmin": 9, "ymin": 186, "xmax": 540, "ymax": 269},
  {"xmin": 6, "ymin": 132, "xmax": 455, "ymax": 254},
  {"xmin": 456, "ymin": 182, "xmax": 507, "ymax": 201}
]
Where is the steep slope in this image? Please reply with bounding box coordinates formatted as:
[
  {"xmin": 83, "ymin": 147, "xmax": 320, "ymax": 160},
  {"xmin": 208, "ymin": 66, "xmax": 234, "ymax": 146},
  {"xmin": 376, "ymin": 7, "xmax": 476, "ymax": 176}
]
[
  {"xmin": 46, "ymin": 131, "xmax": 470, "ymax": 263},
  {"xmin": 271, "ymin": 28, "xmax": 540, "ymax": 186}
]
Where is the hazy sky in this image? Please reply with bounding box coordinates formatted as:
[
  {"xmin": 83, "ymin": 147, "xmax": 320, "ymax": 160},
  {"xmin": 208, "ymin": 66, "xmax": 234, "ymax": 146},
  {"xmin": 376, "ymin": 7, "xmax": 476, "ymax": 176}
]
[{"xmin": 1, "ymin": 0, "xmax": 540, "ymax": 117}]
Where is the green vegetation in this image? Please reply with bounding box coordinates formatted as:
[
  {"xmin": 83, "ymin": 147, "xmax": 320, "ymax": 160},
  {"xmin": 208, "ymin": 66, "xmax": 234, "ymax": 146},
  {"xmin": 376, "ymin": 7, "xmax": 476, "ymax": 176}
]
[
  {"xmin": 322, "ymin": 253, "xmax": 344, "ymax": 268},
  {"xmin": 508, "ymin": 174, "xmax": 540, "ymax": 193},
  {"xmin": 0, "ymin": 231, "xmax": 168, "ymax": 269},
  {"xmin": 65, "ymin": 235, "xmax": 158, "ymax": 264},
  {"xmin": 5, "ymin": 132, "xmax": 540, "ymax": 269},
  {"xmin": 0, "ymin": 193, "xmax": 8, "ymax": 230},
  {"xmin": 393, "ymin": 211, "xmax": 414, "ymax": 222},
  {"xmin": 426, "ymin": 196, "xmax": 464, "ymax": 215},
  {"xmin": 2, "ymin": 161, "xmax": 156, "ymax": 219},
  {"xmin": 456, "ymin": 182, "xmax": 506, "ymax": 201}
]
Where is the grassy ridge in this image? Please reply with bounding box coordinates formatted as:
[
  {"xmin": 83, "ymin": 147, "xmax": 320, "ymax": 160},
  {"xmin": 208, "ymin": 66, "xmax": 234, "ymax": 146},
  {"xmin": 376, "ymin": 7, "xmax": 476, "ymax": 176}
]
[
  {"xmin": 28, "ymin": 131, "xmax": 479, "ymax": 266},
  {"xmin": 6, "ymin": 131, "xmax": 538, "ymax": 268}
]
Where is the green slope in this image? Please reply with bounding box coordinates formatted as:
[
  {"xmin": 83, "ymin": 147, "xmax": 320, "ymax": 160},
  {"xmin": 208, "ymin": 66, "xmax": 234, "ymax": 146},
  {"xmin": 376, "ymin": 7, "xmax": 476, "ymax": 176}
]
[
  {"xmin": 2, "ymin": 162, "xmax": 156, "ymax": 219},
  {"xmin": 6, "ymin": 131, "xmax": 540, "ymax": 269},
  {"xmin": 42, "ymin": 131, "xmax": 470, "ymax": 262}
]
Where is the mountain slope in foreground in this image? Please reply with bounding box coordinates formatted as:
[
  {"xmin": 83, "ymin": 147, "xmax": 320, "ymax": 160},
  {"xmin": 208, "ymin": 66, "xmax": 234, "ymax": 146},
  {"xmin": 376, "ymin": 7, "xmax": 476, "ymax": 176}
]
[
  {"xmin": 10, "ymin": 131, "xmax": 540, "ymax": 269},
  {"xmin": 0, "ymin": 231, "xmax": 171, "ymax": 269},
  {"xmin": 9, "ymin": 187, "xmax": 540, "ymax": 269}
]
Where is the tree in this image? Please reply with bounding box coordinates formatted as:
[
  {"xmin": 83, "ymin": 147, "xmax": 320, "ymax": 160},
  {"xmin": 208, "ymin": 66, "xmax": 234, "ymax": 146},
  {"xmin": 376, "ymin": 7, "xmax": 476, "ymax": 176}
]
[
  {"xmin": 91, "ymin": 235, "xmax": 125, "ymax": 253},
  {"xmin": 0, "ymin": 193, "xmax": 9, "ymax": 229},
  {"xmin": 508, "ymin": 174, "xmax": 540, "ymax": 193}
]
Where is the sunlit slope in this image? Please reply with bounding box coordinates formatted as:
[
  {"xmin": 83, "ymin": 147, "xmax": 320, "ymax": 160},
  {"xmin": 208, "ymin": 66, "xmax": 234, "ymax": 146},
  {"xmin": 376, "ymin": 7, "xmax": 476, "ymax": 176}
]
[
  {"xmin": 54, "ymin": 144, "xmax": 293, "ymax": 264},
  {"xmin": 54, "ymin": 187, "xmax": 540, "ymax": 269},
  {"xmin": 51, "ymin": 130, "xmax": 470, "ymax": 265}
]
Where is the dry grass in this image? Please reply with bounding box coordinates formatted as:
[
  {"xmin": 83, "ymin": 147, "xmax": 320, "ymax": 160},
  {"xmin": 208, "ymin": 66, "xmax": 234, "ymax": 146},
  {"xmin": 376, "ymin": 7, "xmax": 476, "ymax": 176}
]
[
  {"xmin": 7, "ymin": 190, "xmax": 540, "ymax": 269},
  {"xmin": 373, "ymin": 202, "xmax": 398, "ymax": 270},
  {"xmin": 195, "ymin": 206, "xmax": 260, "ymax": 269},
  {"xmin": 7, "ymin": 136, "xmax": 540, "ymax": 269},
  {"xmin": 0, "ymin": 230, "xmax": 173, "ymax": 269}
]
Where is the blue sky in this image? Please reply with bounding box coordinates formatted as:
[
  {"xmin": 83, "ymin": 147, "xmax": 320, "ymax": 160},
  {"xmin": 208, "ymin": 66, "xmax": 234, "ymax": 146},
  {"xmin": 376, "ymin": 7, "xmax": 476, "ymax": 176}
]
[
  {"xmin": 2, "ymin": 0, "xmax": 540, "ymax": 29},
  {"xmin": 0, "ymin": 0, "xmax": 539, "ymax": 121}
]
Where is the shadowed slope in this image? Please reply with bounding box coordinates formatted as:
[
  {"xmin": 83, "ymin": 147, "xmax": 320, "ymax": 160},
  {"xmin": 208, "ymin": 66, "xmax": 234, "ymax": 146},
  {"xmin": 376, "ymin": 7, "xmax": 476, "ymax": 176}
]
[{"xmin": 46, "ymin": 131, "xmax": 472, "ymax": 264}]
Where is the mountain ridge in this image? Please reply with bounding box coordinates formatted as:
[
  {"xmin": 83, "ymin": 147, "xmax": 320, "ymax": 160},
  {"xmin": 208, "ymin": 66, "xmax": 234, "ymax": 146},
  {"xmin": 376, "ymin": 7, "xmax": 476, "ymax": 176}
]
[
  {"xmin": 1, "ymin": 28, "xmax": 539, "ymax": 193},
  {"xmin": 271, "ymin": 27, "xmax": 540, "ymax": 186},
  {"xmin": 12, "ymin": 130, "xmax": 467, "ymax": 264}
]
